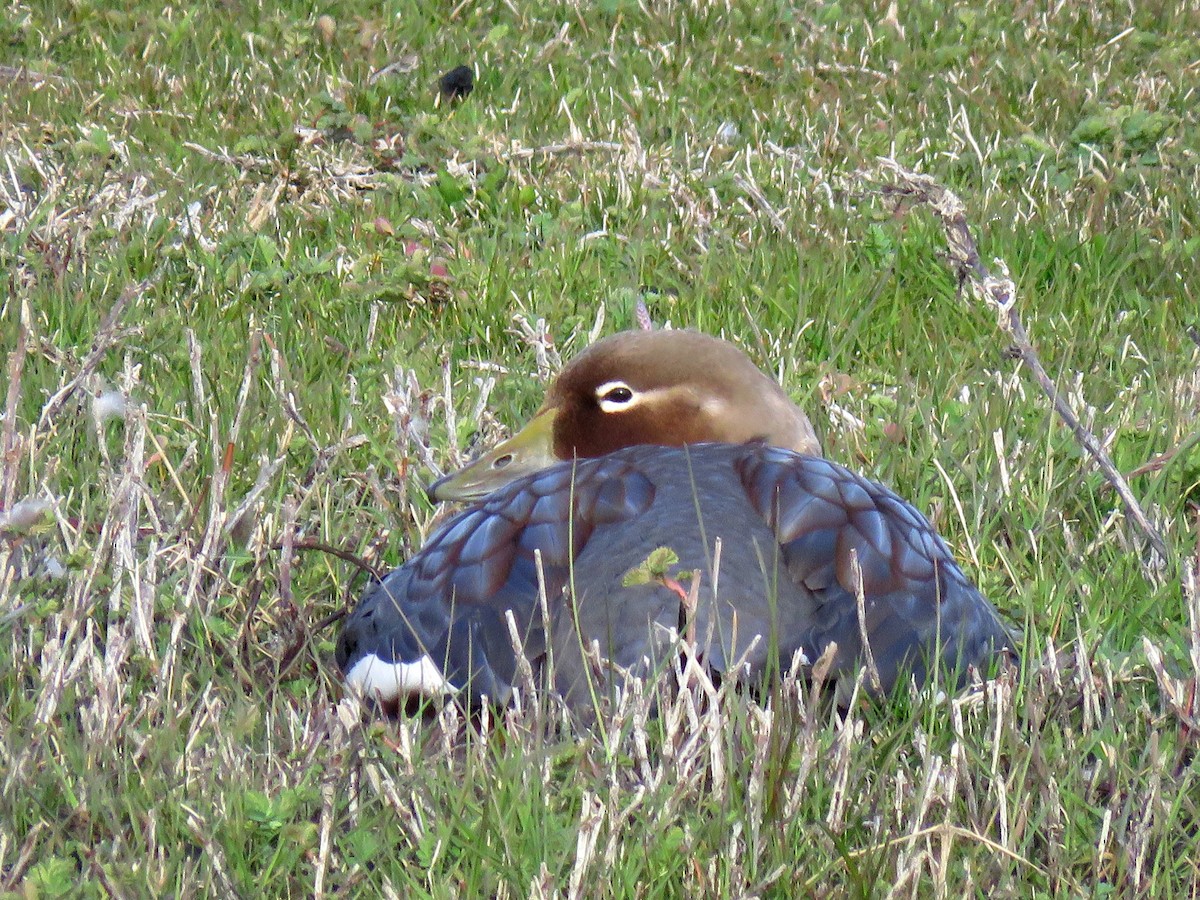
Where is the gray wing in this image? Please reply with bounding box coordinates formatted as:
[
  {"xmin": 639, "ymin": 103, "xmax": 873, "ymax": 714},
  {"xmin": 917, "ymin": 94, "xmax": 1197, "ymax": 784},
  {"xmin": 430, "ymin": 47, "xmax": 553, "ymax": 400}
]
[
  {"xmin": 734, "ymin": 447, "xmax": 1016, "ymax": 694},
  {"xmin": 335, "ymin": 457, "xmax": 656, "ymax": 705}
]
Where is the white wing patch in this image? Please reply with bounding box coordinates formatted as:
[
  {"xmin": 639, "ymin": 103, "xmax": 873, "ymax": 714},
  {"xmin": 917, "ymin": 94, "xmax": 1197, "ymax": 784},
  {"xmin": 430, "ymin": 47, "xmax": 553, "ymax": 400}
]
[{"xmin": 344, "ymin": 653, "xmax": 458, "ymax": 701}]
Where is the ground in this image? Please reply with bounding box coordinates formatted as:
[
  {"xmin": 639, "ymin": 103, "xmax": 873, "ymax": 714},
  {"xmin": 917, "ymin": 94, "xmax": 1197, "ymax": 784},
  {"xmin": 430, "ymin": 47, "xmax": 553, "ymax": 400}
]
[{"xmin": 1, "ymin": 0, "xmax": 1199, "ymax": 896}]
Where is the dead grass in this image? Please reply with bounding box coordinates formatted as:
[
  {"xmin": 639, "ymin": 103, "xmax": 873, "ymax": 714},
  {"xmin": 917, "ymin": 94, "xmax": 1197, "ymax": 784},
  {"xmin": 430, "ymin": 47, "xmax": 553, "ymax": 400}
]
[{"xmin": 2, "ymin": 0, "xmax": 1200, "ymax": 895}]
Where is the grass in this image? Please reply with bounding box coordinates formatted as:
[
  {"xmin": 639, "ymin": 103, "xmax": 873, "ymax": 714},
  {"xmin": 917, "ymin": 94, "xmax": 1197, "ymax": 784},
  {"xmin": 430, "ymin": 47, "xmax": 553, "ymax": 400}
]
[{"xmin": 2, "ymin": 0, "xmax": 1199, "ymax": 895}]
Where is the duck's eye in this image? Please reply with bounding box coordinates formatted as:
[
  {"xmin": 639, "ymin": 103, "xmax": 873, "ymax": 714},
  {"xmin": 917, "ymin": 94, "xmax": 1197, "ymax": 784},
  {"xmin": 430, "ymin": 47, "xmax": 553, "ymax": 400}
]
[{"xmin": 595, "ymin": 381, "xmax": 638, "ymax": 412}]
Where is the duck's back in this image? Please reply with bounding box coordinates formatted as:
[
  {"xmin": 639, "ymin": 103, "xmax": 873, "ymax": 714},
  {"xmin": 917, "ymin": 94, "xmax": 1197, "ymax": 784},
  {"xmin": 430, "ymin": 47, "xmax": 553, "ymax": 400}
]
[
  {"xmin": 549, "ymin": 448, "xmax": 819, "ymax": 706},
  {"xmin": 336, "ymin": 444, "xmax": 1014, "ymax": 710}
]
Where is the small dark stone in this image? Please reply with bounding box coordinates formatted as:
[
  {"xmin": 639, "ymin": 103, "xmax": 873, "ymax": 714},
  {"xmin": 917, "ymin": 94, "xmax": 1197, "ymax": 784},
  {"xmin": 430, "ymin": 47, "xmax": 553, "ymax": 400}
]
[{"xmin": 439, "ymin": 65, "xmax": 474, "ymax": 101}]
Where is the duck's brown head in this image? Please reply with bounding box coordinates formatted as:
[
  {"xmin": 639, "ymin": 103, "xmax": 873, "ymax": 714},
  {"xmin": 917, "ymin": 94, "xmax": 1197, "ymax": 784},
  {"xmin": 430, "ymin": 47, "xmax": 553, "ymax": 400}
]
[{"xmin": 428, "ymin": 329, "xmax": 820, "ymax": 502}]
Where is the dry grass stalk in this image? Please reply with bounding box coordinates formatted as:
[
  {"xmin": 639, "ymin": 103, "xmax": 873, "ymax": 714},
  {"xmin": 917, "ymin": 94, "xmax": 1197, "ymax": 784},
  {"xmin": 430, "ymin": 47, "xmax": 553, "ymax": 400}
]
[
  {"xmin": 850, "ymin": 549, "xmax": 883, "ymax": 694},
  {"xmin": 734, "ymin": 172, "xmax": 788, "ymax": 233},
  {"xmin": 1, "ymin": 301, "xmax": 28, "ymax": 513},
  {"xmin": 567, "ymin": 792, "xmax": 605, "ymax": 900},
  {"xmin": 313, "ymin": 778, "xmax": 337, "ymax": 899},
  {"xmin": 183, "ymin": 808, "xmax": 241, "ymax": 899},
  {"xmin": 502, "ymin": 140, "xmax": 624, "ymax": 162},
  {"xmin": 870, "ymin": 158, "xmax": 1170, "ymax": 568},
  {"xmin": 36, "ymin": 277, "xmax": 147, "ymax": 432}
]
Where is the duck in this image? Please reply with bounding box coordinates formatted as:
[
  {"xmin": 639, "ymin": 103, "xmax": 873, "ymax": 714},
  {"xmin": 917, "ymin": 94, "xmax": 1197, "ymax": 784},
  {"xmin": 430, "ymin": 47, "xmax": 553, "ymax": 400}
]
[
  {"xmin": 336, "ymin": 329, "xmax": 1015, "ymax": 712},
  {"xmin": 424, "ymin": 329, "xmax": 822, "ymax": 502}
]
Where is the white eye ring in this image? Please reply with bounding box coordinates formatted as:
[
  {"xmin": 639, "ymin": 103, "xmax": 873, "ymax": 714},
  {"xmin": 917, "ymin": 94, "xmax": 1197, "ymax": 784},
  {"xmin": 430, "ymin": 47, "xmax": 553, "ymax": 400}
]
[{"xmin": 595, "ymin": 380, "xmax": 640, "ymax": 413}]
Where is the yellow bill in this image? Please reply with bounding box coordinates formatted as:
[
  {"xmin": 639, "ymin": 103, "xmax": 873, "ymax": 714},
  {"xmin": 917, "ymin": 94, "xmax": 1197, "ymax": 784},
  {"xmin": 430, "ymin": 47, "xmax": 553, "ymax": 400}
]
[{"xmin": 427, "ymin": 408, "xmax": 560, "ymax": 502}]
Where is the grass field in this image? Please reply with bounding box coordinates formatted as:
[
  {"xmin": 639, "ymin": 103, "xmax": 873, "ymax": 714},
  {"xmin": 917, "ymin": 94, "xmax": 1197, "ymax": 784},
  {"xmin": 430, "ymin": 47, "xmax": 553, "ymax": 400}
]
[{"xmin": 3, "ymin": 0, "xmax": 1200, "ymax": 895}]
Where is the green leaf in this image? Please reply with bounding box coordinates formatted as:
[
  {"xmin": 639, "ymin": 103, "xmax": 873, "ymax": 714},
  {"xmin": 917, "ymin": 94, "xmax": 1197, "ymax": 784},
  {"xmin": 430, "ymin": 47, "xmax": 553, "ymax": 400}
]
[
  {"xmin": 28, "ymin": 856, "xmax": 79, "ymax": 898},
  {"xmin": 345, "ymin": 827, "xmax": 383, "ymax": 865},
  {"xmin": 243, "ymin": 790, "xmax": 282, "ymax": 829},
  {"xmin": 1070, "ymin": 111, "xmax": 1119, "ymax": 146},
  {"xmin": 436, "ymin": 170, "xmax": 467, "ymax": 205},
  {"xmin": 1121, "ymin": 108, "xmax": 1172, "ymax": 150},
  {"xmin": 622, "ymin": 547, "xmax": 679, "ymax": 587}
]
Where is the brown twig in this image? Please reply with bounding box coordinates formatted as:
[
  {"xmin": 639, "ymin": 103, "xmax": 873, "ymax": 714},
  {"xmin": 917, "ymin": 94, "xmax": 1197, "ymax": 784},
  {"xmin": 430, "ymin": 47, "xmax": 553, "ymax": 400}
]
[
  {"xmin": 662, "ymin": 571, "xmax": 701, "ymax": 651},
  {"xmin": 312, "ymin": 608, "xmax": 348, "ymax": 633},
  {"xmin": 871, "ymin": 158, "xmax": 1170, "ymax": 567},
  {"xmin": 275, "ymin": 538, "xmax": 384, "ymax": 579},
  {"xmin": 1124, "ymin": 428, "xmax": 1200, "ymax": 482},
  {"xmin": 282, "ymin": 539, "xmax": 385, "ymax": 634}
]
